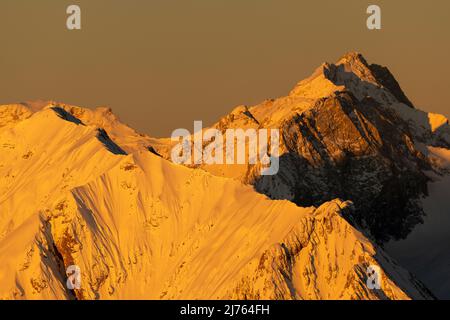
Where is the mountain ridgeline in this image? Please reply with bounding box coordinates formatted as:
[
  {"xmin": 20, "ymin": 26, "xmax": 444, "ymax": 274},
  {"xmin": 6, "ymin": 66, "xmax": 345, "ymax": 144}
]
[{"xmin": 1, "ymin": 52, "xmax": 448, "ymax": 299}]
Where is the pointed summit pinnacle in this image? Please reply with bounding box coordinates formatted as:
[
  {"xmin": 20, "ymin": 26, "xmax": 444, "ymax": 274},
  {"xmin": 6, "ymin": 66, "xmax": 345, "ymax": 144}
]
[{"xmin": 337, "ymin": 52, "xmax": 370, "ymax": 67}]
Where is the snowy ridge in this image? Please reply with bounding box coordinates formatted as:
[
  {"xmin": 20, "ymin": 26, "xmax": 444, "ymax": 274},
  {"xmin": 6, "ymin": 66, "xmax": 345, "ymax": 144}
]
[{"xmin": 0, "ymin": 103, "xmax": 433, "ymax": 300}]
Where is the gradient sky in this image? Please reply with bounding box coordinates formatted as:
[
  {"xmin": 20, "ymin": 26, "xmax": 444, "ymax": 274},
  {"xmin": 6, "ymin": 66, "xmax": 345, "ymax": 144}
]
[{"xmin": 1, "ymin": 0, "xmax": 449, "ymax": 136}]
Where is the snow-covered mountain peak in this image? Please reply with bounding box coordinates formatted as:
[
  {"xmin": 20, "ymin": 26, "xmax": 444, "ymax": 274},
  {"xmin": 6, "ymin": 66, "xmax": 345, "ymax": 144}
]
[
  {"xmin": 0, "ymin": 101, "xmax": 121, "ymax": 129},
  {"xmin": 0, "ymin": 102, "xmax": 159, "ymax": 154},
  {"xmin": 336, "ymin": 51, "xmax": 368, "ymax": 65},
  {"xmin": 289, "ymin": 52, "xmax": 413, "ymax": 109},
  {"xmin": 1, "ymin": 51, "xmax": 449, "ymax": 299},
  {"xmin": 148, "ymin": 53, "xmax": 448, "ymax": 247},
  {"xmin": 334, "ymin": 51, "xmax": 379, "ymax": 83}
]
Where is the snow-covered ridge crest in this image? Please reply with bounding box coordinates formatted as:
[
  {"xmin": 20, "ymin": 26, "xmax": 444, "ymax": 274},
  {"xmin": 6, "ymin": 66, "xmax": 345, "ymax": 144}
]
[
  {"xmin": 0, "ymin": 101, "xmax": 159, "ymax": 153},
  {"xmin": 290, "ymin": 51, "xmax": 414, "ymax": 108},
  {"xmin": 0, "ymin": 99, "xmax": 434, "ymax": 300}
]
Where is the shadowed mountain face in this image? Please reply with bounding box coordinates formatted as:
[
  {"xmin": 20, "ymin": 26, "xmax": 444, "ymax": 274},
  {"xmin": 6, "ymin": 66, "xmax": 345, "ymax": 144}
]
[{"xmin": 255, "ymin": 91, "xmax": 430, "ymax": 243}]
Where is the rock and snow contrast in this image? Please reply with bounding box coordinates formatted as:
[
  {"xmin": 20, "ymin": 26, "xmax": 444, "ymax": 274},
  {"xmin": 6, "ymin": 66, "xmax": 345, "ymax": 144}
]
[{"xmin": 0, "ymin": 52, "xmax": 448, "ymax": 299}]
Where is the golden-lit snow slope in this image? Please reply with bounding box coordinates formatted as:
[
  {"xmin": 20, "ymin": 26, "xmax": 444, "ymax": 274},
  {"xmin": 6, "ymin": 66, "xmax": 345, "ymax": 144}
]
[
  {"xmin": 0, "ymin": 102, "xmax": 159, "ymax": 154},
  {"xmin": 0, "ymin": 105, "xmax": 431, "ymax": 300},
  {"xmin": 0, "ymin": 106, "xmax": 125, "ymax": 299}
]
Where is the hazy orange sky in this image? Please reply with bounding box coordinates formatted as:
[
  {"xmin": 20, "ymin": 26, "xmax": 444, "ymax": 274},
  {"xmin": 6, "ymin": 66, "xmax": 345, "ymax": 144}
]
[{"xmin": 1, "ymin": 0, "xmax": 449, "ymax": 136}]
